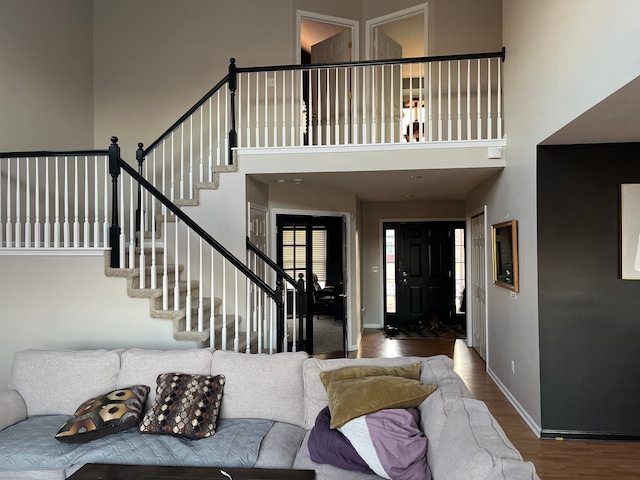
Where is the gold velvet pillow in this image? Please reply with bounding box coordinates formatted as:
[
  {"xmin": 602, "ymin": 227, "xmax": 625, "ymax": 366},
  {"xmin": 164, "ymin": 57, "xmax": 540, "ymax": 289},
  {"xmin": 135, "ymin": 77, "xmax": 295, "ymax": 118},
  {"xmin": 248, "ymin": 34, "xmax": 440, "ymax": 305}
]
[
  {"xmin": 320, "ymin": 363, "xmax": 437, "ymax": 429},
  {"xmin": 319, "ymin": 362, "xmax": 421, "ymax": 386}
]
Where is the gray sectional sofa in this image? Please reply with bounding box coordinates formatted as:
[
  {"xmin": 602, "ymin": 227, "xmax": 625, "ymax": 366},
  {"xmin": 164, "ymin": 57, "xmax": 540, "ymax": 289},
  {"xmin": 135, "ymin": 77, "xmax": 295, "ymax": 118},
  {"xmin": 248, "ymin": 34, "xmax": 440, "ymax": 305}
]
[{"xmin": 0, "ymin": 348, "xmax": 540, "ymax": 480}]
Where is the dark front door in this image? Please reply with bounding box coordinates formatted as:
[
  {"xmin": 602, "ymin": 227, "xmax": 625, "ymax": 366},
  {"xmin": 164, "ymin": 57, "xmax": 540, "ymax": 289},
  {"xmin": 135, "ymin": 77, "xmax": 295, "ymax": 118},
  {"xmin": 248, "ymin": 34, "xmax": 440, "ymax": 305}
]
[{"xmin": 384, "ymin": 222, "xmax": 461, "ymax": 328}]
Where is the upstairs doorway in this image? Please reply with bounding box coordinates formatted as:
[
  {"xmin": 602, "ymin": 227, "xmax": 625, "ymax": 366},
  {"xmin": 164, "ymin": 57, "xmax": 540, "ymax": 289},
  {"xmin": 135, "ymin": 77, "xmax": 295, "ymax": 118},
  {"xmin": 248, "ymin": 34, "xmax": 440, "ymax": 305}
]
[{"xmin": 384, "ymin": 221, "xmax": 465, "ymax": 330}]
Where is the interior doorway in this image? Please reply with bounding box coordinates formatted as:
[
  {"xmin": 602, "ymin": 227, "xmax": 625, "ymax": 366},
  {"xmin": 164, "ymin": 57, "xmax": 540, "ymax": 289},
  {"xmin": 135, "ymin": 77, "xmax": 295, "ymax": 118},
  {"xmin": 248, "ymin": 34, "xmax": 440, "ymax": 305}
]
[
  {"xmin": 297, "ymin": 11, "xmax": 359, "ymax": 64},
  {"xmin": 276, "ymin": 214, "xmax": 346, "ymax": 356},
  {"xmin": 383, "ymin": 221, "xmax": 465, "ymax": 330},
  {"xmin": 365, "ymin": 4, "xmax": 428, "ymax": 60}
]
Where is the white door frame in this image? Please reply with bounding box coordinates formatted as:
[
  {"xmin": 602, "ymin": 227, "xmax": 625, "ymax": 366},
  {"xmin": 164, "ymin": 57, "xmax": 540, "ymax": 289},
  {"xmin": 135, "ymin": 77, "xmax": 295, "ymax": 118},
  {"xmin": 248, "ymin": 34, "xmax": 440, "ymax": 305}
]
[
  {"xmin": 270, "ymin": 207, "xmax": 354, "ymax": 351},
  {"xmin": 365, "ymin": 3, "xmax": 429, "ymax": 60},
  {"xmin": 296, "ymin": 10, "xmax": 360, "ymax": 64}
]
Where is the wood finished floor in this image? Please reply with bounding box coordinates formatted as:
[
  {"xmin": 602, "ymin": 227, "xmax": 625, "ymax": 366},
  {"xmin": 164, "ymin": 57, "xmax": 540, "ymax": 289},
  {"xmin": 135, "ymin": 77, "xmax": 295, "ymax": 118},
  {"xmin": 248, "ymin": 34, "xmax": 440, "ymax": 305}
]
[{"xmin": 324, "ymin": 329, "xmax": 640, "ymax": 480}]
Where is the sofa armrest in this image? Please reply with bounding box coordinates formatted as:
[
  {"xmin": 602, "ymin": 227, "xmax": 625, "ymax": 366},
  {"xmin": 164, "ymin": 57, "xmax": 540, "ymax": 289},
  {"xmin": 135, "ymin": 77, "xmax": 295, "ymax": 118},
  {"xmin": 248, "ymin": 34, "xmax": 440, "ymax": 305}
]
[{"xmin": 0, "ymin": 390, "xmax": 28, "ymax": 431}]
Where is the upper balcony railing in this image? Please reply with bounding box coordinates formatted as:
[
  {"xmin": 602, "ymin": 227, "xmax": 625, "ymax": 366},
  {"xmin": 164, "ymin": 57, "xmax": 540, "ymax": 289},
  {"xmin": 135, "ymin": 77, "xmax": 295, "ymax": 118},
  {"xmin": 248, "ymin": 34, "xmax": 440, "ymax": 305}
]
[
  {"xmin": 233, "ymin": 48, "xmax": 505, "ymax": 149},
  {"xmin": 136, "ymin": 49, "xmax": 505, "ymax": 205}
]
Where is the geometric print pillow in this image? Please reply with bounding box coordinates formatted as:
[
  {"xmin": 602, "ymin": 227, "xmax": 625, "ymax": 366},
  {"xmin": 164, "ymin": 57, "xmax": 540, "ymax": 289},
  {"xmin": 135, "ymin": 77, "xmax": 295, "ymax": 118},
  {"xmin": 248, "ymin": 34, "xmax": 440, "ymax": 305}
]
[
  {"xmin": 55, "ymin": 385, "xmax": 150, "ymax": 443},
  {"xmin": 139, "ymin": 373, "xmax": 225, "ymax": 440}
]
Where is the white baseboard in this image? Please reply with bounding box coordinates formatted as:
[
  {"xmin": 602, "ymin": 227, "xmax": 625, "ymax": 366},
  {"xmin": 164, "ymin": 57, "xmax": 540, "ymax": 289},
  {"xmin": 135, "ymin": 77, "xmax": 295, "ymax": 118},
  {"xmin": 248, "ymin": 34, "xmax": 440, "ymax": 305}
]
[{"xmin": 487, "ymin": 367, "xmax": 542, "ymax": 438}]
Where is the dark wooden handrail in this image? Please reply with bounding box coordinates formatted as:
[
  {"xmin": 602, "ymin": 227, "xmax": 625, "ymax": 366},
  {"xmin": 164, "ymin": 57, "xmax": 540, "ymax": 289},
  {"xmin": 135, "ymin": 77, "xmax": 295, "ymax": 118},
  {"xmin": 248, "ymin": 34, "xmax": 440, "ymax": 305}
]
[
  {"xmin": 246, "ymin": 237, "xmax": 301, "ymax": 293},
  {"xmin": 235, "ymin": 48, "xmax": 506, "ymax": 74},
  {"xmin": 114, "ymin": 143, "xmax": 278, "ymax": 301},
  {"xmin": 0, "ymin": 149, "xmax": 108, "ymax": 159}
]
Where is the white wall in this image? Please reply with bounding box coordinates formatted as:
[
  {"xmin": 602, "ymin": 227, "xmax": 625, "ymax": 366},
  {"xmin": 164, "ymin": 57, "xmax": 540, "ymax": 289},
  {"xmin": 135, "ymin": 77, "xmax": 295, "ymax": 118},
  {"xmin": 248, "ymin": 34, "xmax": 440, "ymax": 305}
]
[
  {"xmin": 467, "ymin": 0, "xmax": 640, "ymax": 431},
  {"xmin": 0, "ymin": 254, "xmax": 195, "ymax": 391},
  {"xmin": 0, "ymin": 0, "xmax": 94, "ymax": 150},
  {"xmin": 92, "ymin": 0, "xmax": 297, "ymax": 157}
]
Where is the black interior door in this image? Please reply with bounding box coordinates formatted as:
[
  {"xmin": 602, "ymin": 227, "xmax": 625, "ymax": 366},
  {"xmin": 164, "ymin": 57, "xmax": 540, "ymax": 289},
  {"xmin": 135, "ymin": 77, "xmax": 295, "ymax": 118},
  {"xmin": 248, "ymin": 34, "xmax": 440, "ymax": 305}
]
[
  {"xmin": 384, "ymin": 222, "xmax": 460, "ymax": 328},
  {"xmin": 276, "ymin": 214, "xmax": 345, "ymax": 355}
]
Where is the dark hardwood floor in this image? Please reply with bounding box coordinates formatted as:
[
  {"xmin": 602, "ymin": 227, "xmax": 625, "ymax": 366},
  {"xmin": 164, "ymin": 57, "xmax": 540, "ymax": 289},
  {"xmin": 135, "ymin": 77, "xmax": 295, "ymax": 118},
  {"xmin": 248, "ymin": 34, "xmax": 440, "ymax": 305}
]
[{"xmin": 319, "ymin": 328, "xmax": 640, "ymax": 480}]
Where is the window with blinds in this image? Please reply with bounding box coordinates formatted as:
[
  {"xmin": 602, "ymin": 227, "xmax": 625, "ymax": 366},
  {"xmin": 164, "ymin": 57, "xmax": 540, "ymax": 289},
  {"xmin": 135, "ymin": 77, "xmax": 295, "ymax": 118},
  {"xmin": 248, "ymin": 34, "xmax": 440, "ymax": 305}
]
[{"xmin": 282, "ymin": 226, "xmax": 328, "ymax": 286}]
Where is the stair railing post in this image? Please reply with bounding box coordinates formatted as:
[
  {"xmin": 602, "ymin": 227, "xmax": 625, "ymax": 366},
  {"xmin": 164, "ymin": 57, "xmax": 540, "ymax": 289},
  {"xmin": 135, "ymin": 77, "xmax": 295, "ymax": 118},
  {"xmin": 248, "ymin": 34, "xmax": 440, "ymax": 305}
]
[
  {"xmin": 275, "ymin": 279, "xmax": 285, "ymax": 352},
  {"xmin": 228, "ymin": 58, "xmax": 237, "ymax": 165},
  {"xmin": 135, "ymin": 143, "xmax": 145, "ymax": 243},
  {"xmin": 108, "ymin": 136, "xmax": 121, "ymax": 268},
  {"xmin": 296, "ymin": 273, "xmax": 305, "ymax": 352}
]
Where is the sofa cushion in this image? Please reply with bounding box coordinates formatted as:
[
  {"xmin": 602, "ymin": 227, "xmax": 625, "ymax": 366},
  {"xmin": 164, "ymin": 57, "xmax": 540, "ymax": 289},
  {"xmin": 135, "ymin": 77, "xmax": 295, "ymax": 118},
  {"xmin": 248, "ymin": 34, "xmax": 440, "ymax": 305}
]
[
  {"xmin": 307, "ymin": 407, "xmax": 372, "ymax": 473},
  {"xmin": 55, "ymin": 385, "xmax": 150, "ymax": 443},
  {"xmin": 211, "ymin": 350, "xmax": 308, "ymax": 427},
  {"xmin": 0, "ymin": 390, "xmax": 27, "ymax": 432},
  {"xmin": 487, "ymin": 457, "xmax": 540, "ymax": 480},
  {"xmin": 139, "ymin": 373, "xmax": 225, "ymax": 440},
  {"xmin": 339, "ymin": 408, "xmax": 431, "ymax": 480},
  {"xmin": 302, "ymin": 356, "xmax": 425, "ymax": 429},
  {"xmin": 10, "ymin": 349, "xmax": 122, "ymax": 416},
  {"xmin": 433, "ymin": 398, "xmax": 523, "ymax": 480},
  {"xmin": 319, "ymin": 362, "xmax": 420, "ymax": 384},
  {"xmin": 117, "ymin": 348, "xmax": 214, "ymax": 412},
  {"xmin": 323, "ymin": 374, "xmax": 436, "ymax": 429}
]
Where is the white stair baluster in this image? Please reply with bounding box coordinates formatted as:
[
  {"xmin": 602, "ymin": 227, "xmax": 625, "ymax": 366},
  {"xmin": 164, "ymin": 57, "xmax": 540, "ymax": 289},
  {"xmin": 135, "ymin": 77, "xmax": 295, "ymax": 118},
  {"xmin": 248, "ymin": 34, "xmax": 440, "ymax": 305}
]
[
  {"xmin": 457, "ymin": 60, "xmax": 462, "ymax": 140},
  {"xmin": 53, "ymin": 157, "xmax": 59, "ymax": 248},
  {"xmin": 138, "ymin": 178, "xmax": 145, "ymax": 289},
  {"xmin": 173, "ymin": 216, "xmax": 180, "ymax": 310},
  {"xmin": 428, "ymin": 63, "xmax": 433, "ymax": 141},
  {"xmin": 34, "ymin": 157, "xmax": 40, "ymax": 248},
  {"xmin": 150, "ymin": 151, "xmax": 157, "ymax": 289},
  {"xmin": 497, "ymin": 57, "xmax": 503, "ymax": 139},
  {"xmin": 25, "ymin": 158, "xmax": 31, "ymax": 248},
  {"xmin": 199, "ymin": 106, "xmax": 204, "ymax": 183},
  {"xmin": 189, "ymin": 116, "xmax": 193, "ymax": 198},
  {"xmin": 185, "ymin": 228, "xmax": 191, "ymax": 331},
  {"xmin": 467, "ymin": 59, "xmax": 472, "ymax": 140},
  {"xmin": 73, "ymin": 156, "xmax": 79, "ymax": 248},
  {"xmin": 447, "ymin": 61, "xmax": 452, "ymax": 141},
  {"xmin": 102, "ymin": 158, "xmax": 109, "ymax": 247},
  {"xmin": 118, "ymin": 165, "xmax": 125, "ymax": 267},
  {"xmin": 83, "ymin": 156, "xmax": 89, "ymax": 247},
  {"xmin": 246, "ymin": 276, "xmax": 251, "ymax": 353},
  {"xmin": 197, "ymin": 237, "xmax": 203, "ymax": 332},
  {"xmin": 180, "ymin": 125, "xmax": 185, "ymax": 200},
  {"xmin": 162, "ymin": 188, "xmax": 169, "ymax": 311},
  {"xmin": 63, "ymin": 156, "xmax": 69, "ymax": 248},
  {"xmin": 477, "ymin": 58, "xmax": 482, "ymax": 139},
  {"xmin": 44, "ymin": 157, "xmax": 50, "ymax": 248},
  {"xmin": 128, "ymin": 176, "xmax": 135, "ymax": 269},
  {"xmin": 438, "ymin": 63, "xmax": 443, "ymax": 142},
  {"xmin": 209, "ymin": 247, "xmax": 215, "ymax": 348},
  {"xmin": 221, "ymin": 259, "xmax": 227, "ymax": 349},
  {"xmin": 15, "ymin": 158, "xmax": 21, "ymax": 248},
  {"xmin": 487, "ymin": 58, "xmax": 492, "ymax": 139},
  {"xmin": 234, "ymin": 268, "xmax": 239, "ymax": 352}
]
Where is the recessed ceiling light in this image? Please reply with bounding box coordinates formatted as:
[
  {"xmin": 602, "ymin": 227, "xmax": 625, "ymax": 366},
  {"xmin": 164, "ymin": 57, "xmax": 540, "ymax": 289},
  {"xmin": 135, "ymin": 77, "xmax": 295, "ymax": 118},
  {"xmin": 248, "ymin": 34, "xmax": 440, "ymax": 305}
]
[
  {"xmin": 410, "ymin": 175, "xmax": 423, "ymax": 179},
  {"xmin": 293, "ymin": 179, "xmax": 303, "ymax": 185},
  {"xmin": 406, "ymin": 194, "xmax": 415, "ymax": 198},
  {"xmin": 275, "ymin": 179, "xmax": 286, "ymax": 183}
]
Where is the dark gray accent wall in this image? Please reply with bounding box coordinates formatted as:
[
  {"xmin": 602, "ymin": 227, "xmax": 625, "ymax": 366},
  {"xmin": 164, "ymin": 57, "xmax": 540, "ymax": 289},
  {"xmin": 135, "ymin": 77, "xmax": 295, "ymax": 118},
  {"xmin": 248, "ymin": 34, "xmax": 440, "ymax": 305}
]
[{"xmin": 537, "ymin": 143, "xmax": 640, "ymax": 437}]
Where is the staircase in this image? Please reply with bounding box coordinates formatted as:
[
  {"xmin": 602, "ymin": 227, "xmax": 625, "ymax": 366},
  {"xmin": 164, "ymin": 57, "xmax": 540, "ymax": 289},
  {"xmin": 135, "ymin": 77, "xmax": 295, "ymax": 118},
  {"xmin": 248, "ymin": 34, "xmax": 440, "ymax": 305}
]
[{"xmin": 0, "ymin": 51, "xmax": 505, "ymax": 354}]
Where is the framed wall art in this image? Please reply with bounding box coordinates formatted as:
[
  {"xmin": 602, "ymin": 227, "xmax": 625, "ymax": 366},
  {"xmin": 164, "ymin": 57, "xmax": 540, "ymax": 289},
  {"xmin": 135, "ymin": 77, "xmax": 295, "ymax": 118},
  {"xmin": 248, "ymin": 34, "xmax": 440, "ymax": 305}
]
[
  {"xmin": 621, "ymin": 183, "xmax": 640, "ymax": 280},
  {"xmin": 491, "ymin": 219, "xmax": 519, "ymax": 292}
]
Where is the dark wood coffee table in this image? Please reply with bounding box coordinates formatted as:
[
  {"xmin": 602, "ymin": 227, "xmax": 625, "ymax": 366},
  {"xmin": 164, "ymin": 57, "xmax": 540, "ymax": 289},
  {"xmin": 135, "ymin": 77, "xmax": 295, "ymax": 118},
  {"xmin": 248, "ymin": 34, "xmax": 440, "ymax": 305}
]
[{"xmin": 70, "ymin": 463, "xmax": 315, "ymax": 479}]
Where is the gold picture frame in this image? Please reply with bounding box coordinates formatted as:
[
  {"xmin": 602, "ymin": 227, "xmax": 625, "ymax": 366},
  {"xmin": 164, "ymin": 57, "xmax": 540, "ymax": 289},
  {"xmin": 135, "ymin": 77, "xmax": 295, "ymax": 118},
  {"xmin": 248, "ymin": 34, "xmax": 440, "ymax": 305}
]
[{"xmin": 492, "ymin": 220, "xmax": 519, "ymax": 292}]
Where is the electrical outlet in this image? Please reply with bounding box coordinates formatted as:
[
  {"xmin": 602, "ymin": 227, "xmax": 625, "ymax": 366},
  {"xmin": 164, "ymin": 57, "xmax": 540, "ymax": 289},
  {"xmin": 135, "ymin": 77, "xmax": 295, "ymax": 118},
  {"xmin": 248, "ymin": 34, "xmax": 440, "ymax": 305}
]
[
  {"xmin": 511, "ymin": 360, "xmax": 515, "ymax": 374},
  {"xmin": 510, "ymin": 291, "xmax": 517, "ymax": 299},
  {"xmin": 267, "ymin": 77, "xmax": 275, "ymax": 87}
]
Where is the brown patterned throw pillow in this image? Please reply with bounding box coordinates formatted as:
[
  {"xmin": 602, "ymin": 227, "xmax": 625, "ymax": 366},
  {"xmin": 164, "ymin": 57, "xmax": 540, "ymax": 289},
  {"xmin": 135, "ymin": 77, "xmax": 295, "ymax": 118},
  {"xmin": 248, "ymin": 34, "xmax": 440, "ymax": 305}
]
[
  {"xmin": 139, "ymin": 373, "xmax": 225, "ymax": 439},
  {"xmin": 55, "ymin": 385, "xmax": 150, "ymax": 443}
]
